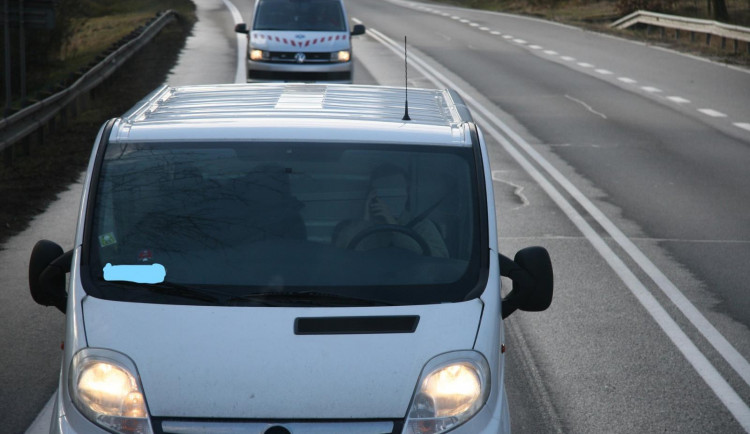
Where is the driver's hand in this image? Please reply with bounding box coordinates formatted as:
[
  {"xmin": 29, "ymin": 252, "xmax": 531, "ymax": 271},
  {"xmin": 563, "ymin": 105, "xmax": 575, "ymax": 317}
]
[{"xmin": 366, "ymin": 193, "xmax": 397, "ymax": 224}]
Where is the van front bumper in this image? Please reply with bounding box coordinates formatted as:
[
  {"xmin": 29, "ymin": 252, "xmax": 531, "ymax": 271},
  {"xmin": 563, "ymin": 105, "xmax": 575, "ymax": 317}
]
[{"xmin": 247, "ymin": 60, "xmax": 353, "ymax": 83}]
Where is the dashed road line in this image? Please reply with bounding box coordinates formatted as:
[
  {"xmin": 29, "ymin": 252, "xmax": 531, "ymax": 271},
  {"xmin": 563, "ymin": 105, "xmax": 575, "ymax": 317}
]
[
  {"xmin": 699, "ymin": 109, "xmax": 728, "ymax": 117},
  {"xmin": 398, "ymin": 1, "xmax": 748, "ymax": 138},
  {"xmin": 642, "ymin": 86, "xmax": 662, "ymax": 93},
  {"xmin": 667, "ymin": 96, "xmax": 691, "ymax": 104}
]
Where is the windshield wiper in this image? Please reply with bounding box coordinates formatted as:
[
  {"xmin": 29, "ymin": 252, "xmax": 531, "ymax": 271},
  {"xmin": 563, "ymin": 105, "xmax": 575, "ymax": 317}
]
[
  {"xmin": 107, "ymin": 281, "xmax": 225, "ymax": 303},
  {"xmin": 228, "ymin": 290, "xmax": 395, "ymax": 307}
]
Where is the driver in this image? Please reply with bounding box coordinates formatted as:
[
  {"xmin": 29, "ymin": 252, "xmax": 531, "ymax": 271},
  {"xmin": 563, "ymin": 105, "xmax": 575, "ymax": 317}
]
[{"xmin": 332, "ymin": 164, "xmax": 449, "ymax": 257}]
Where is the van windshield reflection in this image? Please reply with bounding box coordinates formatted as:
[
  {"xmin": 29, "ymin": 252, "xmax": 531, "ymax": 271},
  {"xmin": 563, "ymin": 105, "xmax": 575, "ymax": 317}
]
[{"xmin": 88, "ymin": 142, "xmax": 483, "ymax": 306}]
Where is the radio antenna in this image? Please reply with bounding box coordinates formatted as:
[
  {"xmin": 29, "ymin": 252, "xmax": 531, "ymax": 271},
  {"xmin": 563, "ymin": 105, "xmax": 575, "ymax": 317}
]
[{"xmin": 402, "ymin": 36, "xmax": 411, "ymax": 121}]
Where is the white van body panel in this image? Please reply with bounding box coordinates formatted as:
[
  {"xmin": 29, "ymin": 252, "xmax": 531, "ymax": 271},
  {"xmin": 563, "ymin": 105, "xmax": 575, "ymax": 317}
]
[{"xmin": 81, "ymin": 297, "xmax": 484, "ymax": 419}]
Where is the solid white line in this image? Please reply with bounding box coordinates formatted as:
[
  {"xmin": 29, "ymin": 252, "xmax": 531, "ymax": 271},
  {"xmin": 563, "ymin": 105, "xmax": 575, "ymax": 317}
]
[
  {"xmin": 221, "ymin": 0, "xmax": 247, "ymax": 84},
  {"xmin": 698, "ymin": 108, "xmax": 727, "ymax": 118},
  {"xmin": 734, "ymin": 123, "xmax": 750, "ymax": 132},
  {"xmin": 25, "ymin": 392, "xmax": 56, "ymax": 433},
  {"xmin": 367, "ymin": 27, "xmax": 750, "ymax": 431}
]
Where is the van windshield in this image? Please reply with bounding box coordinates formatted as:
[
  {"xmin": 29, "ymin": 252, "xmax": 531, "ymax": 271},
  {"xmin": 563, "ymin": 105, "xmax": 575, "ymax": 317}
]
[
  {"xmin": 86, "ymin": 142, "xmax": 485, "ymax": 306},
  {"xmin": 253, "ymin": 0, "xmax": 347, "ymax": 32}
]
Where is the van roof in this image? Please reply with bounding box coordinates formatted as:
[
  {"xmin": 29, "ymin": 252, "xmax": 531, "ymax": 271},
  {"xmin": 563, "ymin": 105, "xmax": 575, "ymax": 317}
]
[{"xmin": 114, "ymin": 83, "xmax": 475, "ymax": 146}]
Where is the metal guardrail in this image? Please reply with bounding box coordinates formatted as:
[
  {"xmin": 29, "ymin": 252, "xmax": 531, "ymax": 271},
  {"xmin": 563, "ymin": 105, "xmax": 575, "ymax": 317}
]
[
  {"xmin": 0, "ymin": 10, "xmax": 177, "ymax": 160},
  {"xmin": 611, "ymin": 10, "xmax": 750, "ymax": 45}
]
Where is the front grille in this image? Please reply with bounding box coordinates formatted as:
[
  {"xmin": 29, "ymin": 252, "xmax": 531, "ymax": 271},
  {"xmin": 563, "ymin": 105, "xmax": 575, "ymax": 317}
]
[
  {"xmin": 152, "ymin": 417, "xmax": 404, "ymax": 434},
  {"xmin": 248, "ymin": 70, "xmax": 352, "ymax": 82},
  {"xmin": 268, "ymin": 51, "xmax": 333, "ymax": 63}
]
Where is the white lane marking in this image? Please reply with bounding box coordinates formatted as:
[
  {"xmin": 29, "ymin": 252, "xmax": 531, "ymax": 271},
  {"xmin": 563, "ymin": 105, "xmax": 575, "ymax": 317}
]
[
  {"xmin": 513, "ymin": 39, "xmax": 527, "ymax": 44},
  {"xmin": 595, "ymin": 69, "xmax": 613, "ymax": 75},
  {"xmin": 480, "ymin": 26, "xmax": 490, "ymax": 31},
  {"xmin": 577, "ymin": 62, "xmax": 594, "ymax": 68},
  {"xmin": 561, "ymin": 56, "xmax": 576, "ymax": 61},
  {"xmin": 734, "ymin": 123, "xmax": 750, "ymax": 132},
  {"xmin": 451, "ymin": 15, "xmax": 460, "ymax": 20},
  {"xmin": 25, "ymin": 392, "xmax": 56, "ymax": 433},
  {"xmin": 367, "ymin": 27, "xmax": 750, "ymax": 431},
  {"xmin": 667, "ymin": 96, "xmax": 691, "ymax": 104},
  {"xmin": 491, "ymin": 31, "xmax": 501, "ymax": 35},
  {"xmin": 221, "ymin": 0, "xmax": 247, "ymax": 84},
  {"xmin": 618, "ymin": 77, "xmax": 637, "ymax": 84},
  {"xmin": 544, "ymin": 50, "xmax": 558, "ymax": 55},
  {"xmin": 565, "ymin": 95, "xmax": 607, "ymax": 119},
  {"xmin": 503, "ymin": 35, "xmax": 513, "ymax": 39},
  {"xmin": 470, "ymin": 22, "xmax": 480, "ymax": 27},
  {"xmin": 529, "ymin": 45, "xmax": 543, "ymax": 50},
  {"xmin": 460, "ymin": 19, "xmax": 470, "ymax": 23},
  {"xmin": 698, "ymin": 108, "xmax": 727, "ymax": 118},
  {"xmin": 642, "ymin": 86, "xmax": 662, "ymax": 93}
]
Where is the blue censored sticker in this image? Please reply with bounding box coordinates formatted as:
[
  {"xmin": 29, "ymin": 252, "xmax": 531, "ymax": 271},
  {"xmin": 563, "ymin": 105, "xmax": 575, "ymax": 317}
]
[{"xmin": 103, "ymin": 263, "xmax": 166, "ymax": 284}]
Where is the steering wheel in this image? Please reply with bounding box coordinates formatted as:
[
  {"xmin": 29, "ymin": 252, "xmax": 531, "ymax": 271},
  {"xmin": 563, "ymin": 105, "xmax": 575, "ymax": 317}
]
[{"xmin": 346, "ymin": 224, "xmax": 431, "ymax": 256}]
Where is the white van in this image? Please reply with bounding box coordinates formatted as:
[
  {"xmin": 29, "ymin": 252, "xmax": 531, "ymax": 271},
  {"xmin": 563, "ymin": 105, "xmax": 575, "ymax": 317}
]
[
  {"xmin": 234, "ymin": 0, "xmax": 365, "ymax": 82},
  {"xmin": 29, "ymin": 83, "xmax": 553, "ymax": 434}
]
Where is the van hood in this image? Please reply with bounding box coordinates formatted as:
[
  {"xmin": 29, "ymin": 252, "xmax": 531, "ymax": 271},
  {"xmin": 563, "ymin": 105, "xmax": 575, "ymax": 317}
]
[
  {"xmin": 82, "ymin": 297, "xmax": 483, "ymax": 419},
  {"xmin": 251, "ymin": 31, "xmax": 350, "ymax": 52}
]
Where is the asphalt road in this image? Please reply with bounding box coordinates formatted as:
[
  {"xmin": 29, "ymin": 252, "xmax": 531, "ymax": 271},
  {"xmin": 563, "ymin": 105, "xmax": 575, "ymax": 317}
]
[{"xmin": 4, "ymin": 0, "xmax": 749, "ymax": 432}]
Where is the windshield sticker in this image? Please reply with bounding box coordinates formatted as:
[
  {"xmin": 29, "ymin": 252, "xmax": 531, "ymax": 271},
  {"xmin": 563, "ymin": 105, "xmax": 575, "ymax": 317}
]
[
  {"xmin": 103, "ymin": 263, "xmax": 166, "ymax": 284},
  {"xmin": 98, "ymin": 232, "xmax": 117, "ymax": 247},
  {"xmin": 137, "ymin": 249, "xmax": 153, "ymax": 263}
]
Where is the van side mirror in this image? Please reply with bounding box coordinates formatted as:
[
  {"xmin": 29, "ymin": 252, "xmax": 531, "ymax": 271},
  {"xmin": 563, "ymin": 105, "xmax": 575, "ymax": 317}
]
[
  {"xmin": 351, "ymin": 24, "xmax": 365, "ymax": 36},
  {"xmin": 500, "ymin": 246, "xmax": 553, "ymax": 319},
  {"xmin": 29, "ymin": 240, "xmax": 72, "ymax": 313},
  {"xmin": 234, "ymin": 23, "xmax": 249, "ymax": 34}
]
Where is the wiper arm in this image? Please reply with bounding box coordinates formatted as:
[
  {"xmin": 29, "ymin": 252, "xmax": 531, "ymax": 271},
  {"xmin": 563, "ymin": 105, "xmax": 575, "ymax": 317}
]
[
  {"xmin": 229, "ymin": 290, "xmax": 394, "ymax": 306},
  {"xmin": 110, "ymin": 281, "xmax": 225, "ymax": 303}
]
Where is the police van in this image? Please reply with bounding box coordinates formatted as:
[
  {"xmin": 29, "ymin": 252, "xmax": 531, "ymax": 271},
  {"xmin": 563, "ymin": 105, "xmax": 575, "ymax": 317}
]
[
  {"xmin": 234, "ymin": 0, "xmax": 365, "ymax": 82},
  {"xmin": 30, "ymin": 83, "xmax": 553, "ymax": 433}
]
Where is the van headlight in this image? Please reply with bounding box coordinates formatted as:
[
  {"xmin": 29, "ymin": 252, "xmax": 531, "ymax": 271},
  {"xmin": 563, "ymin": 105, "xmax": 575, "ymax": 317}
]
[
  {"xmin": 333, "ymin": 50, "xmax": 350, "ymax": 62},
  {"xmin": 404, "ymin": 351, "xmax": 490, "ymax": 434},
  {"xmin": 69, "ymin": 348, "xmax": 153, "ymax": 434},
  {"xmin": 250, "ymin": 48, "xmax": 267, "ymax": 61}
]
